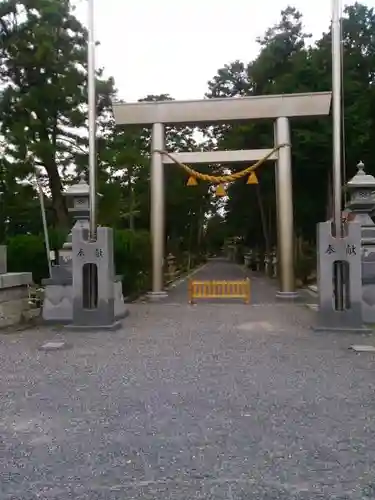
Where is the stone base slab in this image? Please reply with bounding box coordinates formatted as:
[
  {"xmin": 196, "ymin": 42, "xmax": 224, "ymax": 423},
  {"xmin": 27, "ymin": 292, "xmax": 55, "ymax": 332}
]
[
  {"xmin": 0, "ymin": 285, "xmax": 29, "ymax": 301},
  {"xmin": 0, "ymin": 272, "xmax": 33, "ymax": 289},
  {"xmin": 0, "ymin": 273, "xmax": 34, "ymax": 328},
  {"xmin": 0, "ymin": 297, "xmax": 32, "ymax": 328},
  {"xmin": 313, "ymin": 324, "xmax": 372, "ymax": 333},
  {"xmin": 42, "ymin": 280, "xmax": 128, "ymax": 325},
  {"xmin": 65, "ymin": 320, "xmax": 123, "ymax": 332},
  {"xmin": 147, "ymin": 291, "xmax": 168, "ymax": 301},
  {"xmin": 276, "ymin": 291, "xmax": 300, "ymax": 300}
]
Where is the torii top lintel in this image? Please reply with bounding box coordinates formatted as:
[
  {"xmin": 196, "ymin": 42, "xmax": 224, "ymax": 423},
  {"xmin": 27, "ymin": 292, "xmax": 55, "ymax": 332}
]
[{"xmin": 113, "ymin": 91, "xmax": 332, "ymax": 126}]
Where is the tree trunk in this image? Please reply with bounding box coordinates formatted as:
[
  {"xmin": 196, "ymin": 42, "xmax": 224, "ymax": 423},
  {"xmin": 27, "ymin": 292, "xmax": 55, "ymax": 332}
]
[
  {"xmin": 45, "ymin": 162, "xmax": 69, "ymax": 230},
  {"xmin": 326, "ymin": 171, "xmax": 333, "ymax": 221},
  {"xmin": 197, "ymin": 205, "xmax": 203, "ymax": 249},
  {"xmin": 129, "ymin": 185, "xmax": 135, "ymax": 232},
  {"xmin": 39, "ymin": 121, "xmax": 69, "ymax": 230},
  {"xmin": 256, "ymin": 184, "xmax": 271, "ymax": 254},
  {"xmin": 126, "ymin": 165, "xmax": 136, "ymax": 231}
]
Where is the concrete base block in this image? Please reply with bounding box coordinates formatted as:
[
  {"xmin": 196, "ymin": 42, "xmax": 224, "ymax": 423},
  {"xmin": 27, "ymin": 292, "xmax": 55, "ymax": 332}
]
[
  {"xmin": 0, "ymin": 246, "xmax": 7, "ymax": 274},
  {"xmin": 313, "ymin": 307, "xmax": 371, "ymax": 333},
  {"xmin": 42, "ymin": 279, "xmax": 128, "ymax": 324},
  {"xmin": 307, "ymin": 284, "xmax": 318, "ymax": 295},
  {"xmin": 42, "ymin": 284, "xmax": 73, "ymax": 324},
  {"xmin": 147, "ymin": 291, "xmax": 168, "ymax": 301},
  {"xmin": 23, "ymin": 308, "xmax": 41, "ymax": 322},
  {"xmin": 362, "ymin": 285, "xmax": 375, "ymax": 324},
  {"xmin": 38, "ymin": 340, "xmax": 72, "ymax": 351},
  {"xmin": 114, "ymin": 280, "xmax": 128, "ymax": 319},
  {"xmin": 313, "ymin": 324, "xmax": 372, "ymax": 333},
  {"xmin": 316, "ymin": 221, "xmax": 365, "ymax": 330},
  {"xmin": 0, "ymin": 297, "xmax": 31, "ymax": 328},
  {"xmin": 0, "ymin": 272, "xmax": 33, "ymax": 288},
  {"xmin": 66, "ymin": 320, "xmax": 122, "ymax": 332},
  {"xmin": 0, "ymin": 272, "xmax": 34, "ymax": 328},
  {"xmin": 276, "ymin": 291, "xmax": 300, "ymax": 300}
]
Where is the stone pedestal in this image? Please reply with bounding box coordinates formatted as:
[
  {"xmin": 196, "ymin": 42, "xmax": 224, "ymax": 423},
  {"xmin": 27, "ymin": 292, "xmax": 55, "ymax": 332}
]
[
  {"xmin": 0, "ymin": 246, "xmax": 34, "ymax": 328},
  {"xmin": 42, "ymin": 174, "xmax": 127, "ymax": 325},
  {"xmin": 255, "ymin": 251, "xmax": 260, "ymax": 271},
  {"xmin": 345, "ymin": 162, "xmax": 375, "ymax": 323},
  {"xmin": 263, "ymin": 253, "xmax": 269, "ymax": 275},
  {"xmin": 166, "ymin": 253, "xmax": 178, "ymax": 283},
  {"xmin": 69, "ymin": 226, "xmax": 126, "ymax": 330},
  {"xmin": 362, "ymin": 249, "xmax": 375, "ymax": 322},
  {"xmin": 315, "ymin": 221, "xmax": 367, "ymax": 331},
  {"xmin": 147, "ymin": 291, "xmax": 168, "ymax": 301},
  {"xmin": 42, "ymin": 277, "xmax": 126, "ymax": 325},
  {"xmin": 227, "ymin": 245, "xmax": 236, "ymax": 262},
  {"xmin": 42, "ymin": 277, "xmax": 72, "ymax": 323},
  {"xmin": 0, "ymin": 272, "xmax": 34, "ymax": 327},
  {"xmin": 271, "ymin": 250, "xmax": 277, "ymax": 278},
  {"xmin": 244, "ymin": 252, "xmax": 251, "ymax": 268},
  {"xmin": 0, "ymin": 245, "xmax": 7, "ymax": 274}
]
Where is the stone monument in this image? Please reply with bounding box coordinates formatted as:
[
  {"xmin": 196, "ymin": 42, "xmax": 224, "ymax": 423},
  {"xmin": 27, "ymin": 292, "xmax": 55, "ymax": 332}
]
[
  {"xmin": 42, "ymin": 174, "xmax": 127, "ymax": 324},
  {"xmin": 315, "ymin": 219, "xmax": 366, "ymax": 331},
  {"xmin": 70, "ymin": 226, "xmax": 122, "ymax": 330},
  {"xmin": 345, "ymin": 162, "xmax": 375, "ymax": 323}
]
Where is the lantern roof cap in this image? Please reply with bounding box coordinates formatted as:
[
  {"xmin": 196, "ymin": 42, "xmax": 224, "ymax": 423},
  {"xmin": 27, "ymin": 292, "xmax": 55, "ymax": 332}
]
[
  {"xmin": 347, "ymin": 161, "xmax": 375, "ymax": 188},
  {"xmin": 64, "ymin": 172, "xmax": 89, "ymax": 197}
]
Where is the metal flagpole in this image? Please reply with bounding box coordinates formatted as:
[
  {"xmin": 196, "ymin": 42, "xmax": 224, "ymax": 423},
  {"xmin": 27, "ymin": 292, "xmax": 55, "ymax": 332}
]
[
  {"xmin": 332, "ymin": 0, "xmax": 344, "ymax": 310},
  {"xmin": 87, "ymin": 0, "xmax": 97, "ymax": 309},
  {"xmin": 27, "ymin": 151, "xmax": 52, "ymax": 278},
  {"xmin": 87, "ymin": 0, "xmax": 97, "ymax": 239},
  {"xmin": 35, "ymin": 174, "xmax": 52, "ymax": 278}
]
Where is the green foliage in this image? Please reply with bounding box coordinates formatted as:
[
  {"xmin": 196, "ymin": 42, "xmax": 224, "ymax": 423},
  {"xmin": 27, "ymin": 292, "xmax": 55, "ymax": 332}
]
[
  {"xmin": 6, "ymin": 229, "xmax": 151, "ymax": 297},
  {"xmin": 0, "ymin": 0, "xmax": 115, "ymax": 229},
  {"xmin": 205, "ymin": 214, "xmax": 229, "ymax": 254},
  {"xmin": 113, "ymin": 230, "xmax": 151, "ymax": 297},
  {"xmin": 7, "ymin": 234, "xmax": 49, "ymax": 283},
  {"xmin": 48, "ymin": 228, "xmax": 69, "ymax": 251},
  {"xmin": 6, "ymin": 229, "xmax": 69, "ymax": 283},
  {"xmin": 205, "ymin": 3, "xmax": 375, "ymax": 248},
  {"xmin": 3, "ymin": 1, "xmax": 375, "ymax": 286}
]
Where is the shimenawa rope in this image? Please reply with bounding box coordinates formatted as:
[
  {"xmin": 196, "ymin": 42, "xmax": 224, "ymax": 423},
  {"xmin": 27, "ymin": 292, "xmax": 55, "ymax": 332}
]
[{"xmin": 153, "ymin": 143, "xmax": 290, "ymax": 184}]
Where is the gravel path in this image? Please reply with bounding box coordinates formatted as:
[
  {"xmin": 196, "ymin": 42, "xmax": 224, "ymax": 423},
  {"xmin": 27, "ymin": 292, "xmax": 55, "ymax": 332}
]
[
  {"xmin": 0, "ymin": 260, "xmax": 375, "ymax": 499},
  {"xmin": 164, "ymin": 257, "xmax": 312, "ymax": 305}
]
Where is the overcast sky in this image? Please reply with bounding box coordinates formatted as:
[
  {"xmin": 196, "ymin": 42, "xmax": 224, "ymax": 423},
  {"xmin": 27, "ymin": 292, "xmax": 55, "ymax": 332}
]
[{"xmin": 73, "ymin": 0, "xmax": 375, "ymax": 102}]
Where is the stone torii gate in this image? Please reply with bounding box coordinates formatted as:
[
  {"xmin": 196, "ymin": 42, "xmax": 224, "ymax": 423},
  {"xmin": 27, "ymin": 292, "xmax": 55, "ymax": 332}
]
[{"xmin": 113, "ymin": 92, "xmax": 332, "ymax": 300}]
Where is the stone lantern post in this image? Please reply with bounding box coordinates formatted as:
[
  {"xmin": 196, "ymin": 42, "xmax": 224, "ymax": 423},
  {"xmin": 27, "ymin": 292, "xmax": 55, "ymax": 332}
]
[
  {"xmin": 345, "ymin": 161, "xmax": 375, "ymax": 322},
  {"xmin": 58, "ymin": 172, "xmax": 90, "ymax": 279}
]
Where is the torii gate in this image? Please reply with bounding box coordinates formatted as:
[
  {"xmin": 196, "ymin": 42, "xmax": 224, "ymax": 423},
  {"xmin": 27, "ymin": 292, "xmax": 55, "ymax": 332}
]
[{"xmin": 113, "ymin": 92, "xmax": 332, "ymax": 300}]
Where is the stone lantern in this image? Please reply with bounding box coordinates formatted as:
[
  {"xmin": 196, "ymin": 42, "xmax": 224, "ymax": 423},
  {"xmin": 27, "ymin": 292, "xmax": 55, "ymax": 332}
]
[
  {"xmin": 345, "ymin": 161, "xmax": 375, "ymax": 322},
  {"xmin": 58, "ymin": 172, "xmax": 90, "ymax": 277},
  {"xmin": 43, "ymin": 173, "xmax": 105, "ymax": 323},
  {"xmin": 346, "ymin": 161, "xmax": 375, "ymax": 227},
  {"xmin": 65, "ymin": 171, "xmax": 90, "ymax": 226}
]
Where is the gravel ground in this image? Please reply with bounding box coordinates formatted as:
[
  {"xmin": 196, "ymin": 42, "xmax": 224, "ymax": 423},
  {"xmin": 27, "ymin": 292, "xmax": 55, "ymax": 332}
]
[{"xmin": 0, "ymin": 261, "xmax": 375, "ymax": 499}]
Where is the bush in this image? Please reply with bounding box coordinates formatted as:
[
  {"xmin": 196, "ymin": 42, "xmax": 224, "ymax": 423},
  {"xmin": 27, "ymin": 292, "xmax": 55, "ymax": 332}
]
[
  {"xmin": 113, "ymin": 229, "xmax": 151, "ymax": 297},
  {"xmin": 6, "ymin": 229, "xmax": 151, "ymax": 297},
  {"xmin": 295, "ymin": 242, "xmax": 316, "ymax": 285},
  {"xmin": 174, "ymin": 251, "xmax": 207, "ymax": 273},
  {"xmin": 7, "ymin": 233, "xmax": 50, "ymax": 283},
  {"xmin": 295, "ymin": 253, "xmax": 316, "ymax": 285}
]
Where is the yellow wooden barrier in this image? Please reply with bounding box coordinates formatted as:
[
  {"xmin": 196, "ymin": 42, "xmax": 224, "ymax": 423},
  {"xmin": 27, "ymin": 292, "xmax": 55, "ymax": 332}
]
[{"xmin": 188, "ymin": 279, "xmax": 250, "ymax": 304}]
